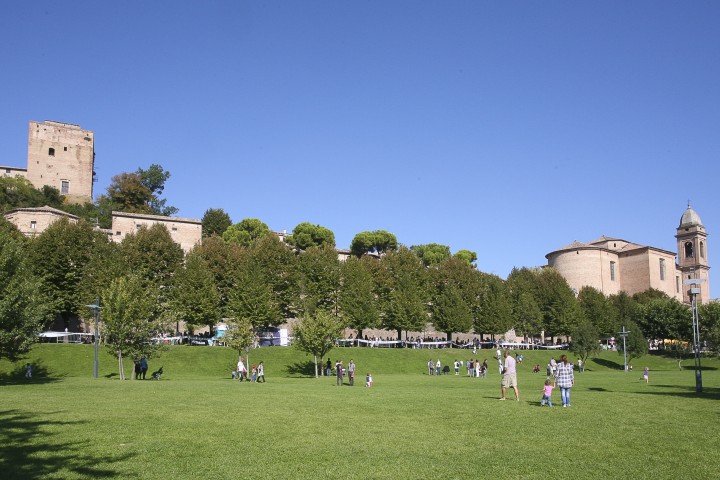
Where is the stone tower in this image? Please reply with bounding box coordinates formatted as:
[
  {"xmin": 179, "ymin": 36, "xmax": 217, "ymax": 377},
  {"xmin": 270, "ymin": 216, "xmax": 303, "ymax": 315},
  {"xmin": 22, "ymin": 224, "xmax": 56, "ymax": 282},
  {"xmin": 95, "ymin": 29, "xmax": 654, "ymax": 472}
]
[
  {"xmin": 676, "ymin": 203, "xmax": 710, "ymax": 304},
  {"xmin": 25, "ymin": 120, "xmax": 95, "ymax": 204}
]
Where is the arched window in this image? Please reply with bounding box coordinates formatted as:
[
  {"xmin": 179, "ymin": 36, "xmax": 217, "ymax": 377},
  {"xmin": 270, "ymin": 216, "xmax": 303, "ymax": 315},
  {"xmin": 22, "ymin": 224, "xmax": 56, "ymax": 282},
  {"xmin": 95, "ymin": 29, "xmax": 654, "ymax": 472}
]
[
  {"xmin": 700, "ymin": 241, "xmax": 705, "ymax": 259},
  {"xmin": 685, "ymin": 241, "xmax": 694, "ymax": 259}
]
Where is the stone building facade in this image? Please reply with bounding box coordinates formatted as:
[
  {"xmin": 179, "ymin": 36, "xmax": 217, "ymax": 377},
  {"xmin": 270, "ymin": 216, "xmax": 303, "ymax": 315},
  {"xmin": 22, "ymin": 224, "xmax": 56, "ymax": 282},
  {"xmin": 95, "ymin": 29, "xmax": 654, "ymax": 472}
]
[
  {"xmin": 546, "ymin": 205, "xmax": 710, "ymax": 304},
  {"xmin": 111, "ymin": 211, "xmax": 202, "ymax": 253},
  {"xmin": 1, "ymin": 121, "xmax": 95, "ymax": 204},
  {"xmin": 3, "ymin": 205, "xmax": 79, "ymax": 237}
]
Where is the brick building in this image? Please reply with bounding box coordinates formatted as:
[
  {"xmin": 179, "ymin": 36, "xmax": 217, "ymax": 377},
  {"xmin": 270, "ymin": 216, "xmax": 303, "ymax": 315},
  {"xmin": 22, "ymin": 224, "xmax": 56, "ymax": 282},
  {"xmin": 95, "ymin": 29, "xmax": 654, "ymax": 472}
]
[{"xmin": 546, "ymin": 204, "xmax": 710, "ymax": 304}]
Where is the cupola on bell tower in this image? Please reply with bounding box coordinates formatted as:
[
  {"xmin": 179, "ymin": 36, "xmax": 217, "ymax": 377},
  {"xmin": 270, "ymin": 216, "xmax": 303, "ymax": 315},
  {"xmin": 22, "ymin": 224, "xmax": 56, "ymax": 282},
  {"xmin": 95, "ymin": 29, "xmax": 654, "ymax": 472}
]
[{"xmin": 676, "ymin": 203, "xmax": 710, "ymax": 303}]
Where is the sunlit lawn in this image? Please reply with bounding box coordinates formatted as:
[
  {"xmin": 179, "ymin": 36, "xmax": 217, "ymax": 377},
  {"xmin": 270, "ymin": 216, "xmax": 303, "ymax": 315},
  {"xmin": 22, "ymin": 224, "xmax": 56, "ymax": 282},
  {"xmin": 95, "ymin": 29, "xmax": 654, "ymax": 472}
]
[{"xmin": 1, "ymin": 345, "xmax": 719, "ymax": 479}]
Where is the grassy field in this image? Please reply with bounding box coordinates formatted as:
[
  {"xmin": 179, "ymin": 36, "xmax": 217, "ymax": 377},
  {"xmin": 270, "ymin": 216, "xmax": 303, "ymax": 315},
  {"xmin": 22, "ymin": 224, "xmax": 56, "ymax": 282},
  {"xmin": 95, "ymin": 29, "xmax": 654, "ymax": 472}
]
[{"xmin": 1, "ymin": 344, "xmax": 719, "ymax": 479}]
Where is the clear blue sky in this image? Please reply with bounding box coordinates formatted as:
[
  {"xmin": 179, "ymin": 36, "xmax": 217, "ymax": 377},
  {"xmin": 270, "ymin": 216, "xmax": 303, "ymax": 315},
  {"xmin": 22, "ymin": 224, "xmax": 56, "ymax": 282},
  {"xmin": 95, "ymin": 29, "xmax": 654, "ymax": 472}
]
[{"xmin": 2, "ymin": 2, "xmax": 718, "ymax": 278}]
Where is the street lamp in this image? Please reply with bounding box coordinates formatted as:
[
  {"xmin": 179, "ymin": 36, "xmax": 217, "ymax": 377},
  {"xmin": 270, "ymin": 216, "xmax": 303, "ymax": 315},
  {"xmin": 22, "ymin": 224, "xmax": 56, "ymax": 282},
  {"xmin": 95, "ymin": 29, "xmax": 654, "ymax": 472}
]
[
  {"xmin": 685, "ymin": 277, "xmax": 705, "ymax": 393},
  {"xmin": 85, "ymin": 299, "xmax": 102, "ymax": 379},
  {"xmin": 618, "ymin": 326, "xmax": 629, "ymax": 372}
]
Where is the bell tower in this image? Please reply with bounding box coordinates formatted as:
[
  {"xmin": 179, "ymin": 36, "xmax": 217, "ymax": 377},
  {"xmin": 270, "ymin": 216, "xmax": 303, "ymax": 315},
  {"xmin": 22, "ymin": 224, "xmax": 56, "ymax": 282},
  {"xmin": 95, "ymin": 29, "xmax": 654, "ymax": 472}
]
[{"xmin": 676, "ymin": 203, "xmax": 710, "ymax": 303}]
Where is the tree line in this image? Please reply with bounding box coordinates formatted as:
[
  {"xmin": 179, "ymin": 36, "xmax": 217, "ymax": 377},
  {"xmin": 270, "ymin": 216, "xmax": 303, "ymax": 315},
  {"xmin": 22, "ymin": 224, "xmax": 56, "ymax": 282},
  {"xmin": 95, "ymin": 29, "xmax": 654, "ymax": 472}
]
[{"xmin": 2, "ymin": 165, "xmax": 720, "ymax": 374}]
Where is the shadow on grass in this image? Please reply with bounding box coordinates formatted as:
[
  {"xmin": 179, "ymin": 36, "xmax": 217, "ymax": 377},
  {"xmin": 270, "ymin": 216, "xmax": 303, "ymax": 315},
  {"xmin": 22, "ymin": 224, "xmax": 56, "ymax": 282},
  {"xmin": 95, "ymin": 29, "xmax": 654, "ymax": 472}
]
[
  {"xmin": 286, "ymin": 361, "xmax": 317, "ymax": 377},
  {"xmin": 635, "ymin": 384, "xmax": 720, "ymax": 401},
  {"xmin": 588, "ymin": 387, "xmax": 609, "ymax": 392},
  {"xmin": 0, "ymin": 409, "xmax": 133, "ymax": 479},
  {"xmin": 0, "ymin": 360, "xmax": 64, "ymax": 386},
  {"xmin": 592, "ymin": 358, "xmax": 625, "ymax": 370}
]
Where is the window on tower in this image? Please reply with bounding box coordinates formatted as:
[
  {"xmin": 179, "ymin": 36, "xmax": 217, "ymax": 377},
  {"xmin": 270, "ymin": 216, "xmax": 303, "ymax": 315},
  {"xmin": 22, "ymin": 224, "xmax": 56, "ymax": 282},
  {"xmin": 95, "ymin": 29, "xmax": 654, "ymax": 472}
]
[
  {"xmin": 48, "ymin": 148, "xmax": 55, "ymax": 156},
  {"xmin": 61, "ymin": 180, "xmax": 69, "ymax": 194},
  {"xmin": 700, "ymin": 241, "xmax": 705, "ymax": 259},
  {"xmin": 685, "ymin": 242, "xmax": 694, "ymax": 259},
  {"xmin": 610, "ymin": 261, "xmax": 616, "ymax": 281}
]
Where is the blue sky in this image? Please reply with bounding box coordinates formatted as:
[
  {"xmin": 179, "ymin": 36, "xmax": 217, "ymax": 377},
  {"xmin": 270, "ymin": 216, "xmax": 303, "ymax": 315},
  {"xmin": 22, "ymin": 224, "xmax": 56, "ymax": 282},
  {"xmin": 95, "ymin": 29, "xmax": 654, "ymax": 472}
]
[{"xmin": 2, "ymin": 2, "xmax": 718, "ymax": 278}]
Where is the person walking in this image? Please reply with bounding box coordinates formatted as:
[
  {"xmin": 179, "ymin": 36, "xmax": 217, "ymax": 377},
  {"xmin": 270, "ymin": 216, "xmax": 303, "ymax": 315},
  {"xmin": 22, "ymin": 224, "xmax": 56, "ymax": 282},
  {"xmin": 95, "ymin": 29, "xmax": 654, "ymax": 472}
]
[
  {"xmin": 257, "ymin": 361, "xmax": 266, "ymax": 383},
  {"xmin": 25, "ymin": 363, "xmax": 32, "ymax": 379},
  {"xmin": 237, "ymin": 357, "xmax": 246, "ymax": 382},
  {"xmin": 435, "ymin": 359, "xmax": 442, "ymax": 376},
  {"xmin": 336, "ymin": 360, "xmax": 344, "ymax": 386},
  {"xmin": 428, "ymin": 359, "xmax": 434, "ymax": 375},
  {"xmin": 556, "ymin": 354, "xmax": 575, "ymax": 407},
  {"xmin": 540, "ymin": 378, "xmax": 554, "ymax": 407},
  {"xmin": 348, "ymin": 359, "xmax": 356, "ymax": 386},
  {"xmin": 140, "ymin": 358, "xmax": 148, "ymax": 380},
  {"xmin": 500, "ymin": 350, "xmax": 520, "ymax": 401}
]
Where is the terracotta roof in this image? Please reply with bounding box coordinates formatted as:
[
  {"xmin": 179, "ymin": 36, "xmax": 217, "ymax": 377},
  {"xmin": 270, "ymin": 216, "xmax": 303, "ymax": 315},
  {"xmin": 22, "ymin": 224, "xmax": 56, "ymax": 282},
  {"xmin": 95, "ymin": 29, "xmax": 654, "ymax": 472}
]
[{"xmin": 4, "ymin": 205, "xmax": 79, "ymax": 220}]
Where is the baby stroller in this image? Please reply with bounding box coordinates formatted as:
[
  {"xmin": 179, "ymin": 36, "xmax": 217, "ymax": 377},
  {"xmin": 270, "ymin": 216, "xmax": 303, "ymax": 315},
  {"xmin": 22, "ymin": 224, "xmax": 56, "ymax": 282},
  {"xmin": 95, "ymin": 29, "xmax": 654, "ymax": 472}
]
[{"xmin": 150, "ymin": 366, "xmax": 163, "ymax": 380}]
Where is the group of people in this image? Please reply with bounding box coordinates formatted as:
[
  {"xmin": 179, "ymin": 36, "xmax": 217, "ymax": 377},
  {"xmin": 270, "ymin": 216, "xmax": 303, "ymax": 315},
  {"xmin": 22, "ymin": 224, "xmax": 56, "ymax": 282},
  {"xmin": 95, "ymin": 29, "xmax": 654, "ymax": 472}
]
[
  {"xmin": 133, "ymin": 358, "xmax": 148, "ymax": 379},
  {"xmin": 234, "ymin": 357, "xmax": 266, "ymax": 383},
  {"xmin": 334, "ymin": 359, "xmax": 372, "ymax": 387}
]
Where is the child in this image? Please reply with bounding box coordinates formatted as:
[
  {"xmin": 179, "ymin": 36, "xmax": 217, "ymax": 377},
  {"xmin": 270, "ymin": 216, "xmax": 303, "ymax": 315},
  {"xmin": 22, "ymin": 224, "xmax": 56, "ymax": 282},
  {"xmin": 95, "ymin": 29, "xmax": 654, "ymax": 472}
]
[
  {"xmin": 643, "ymin": 367, "xmax": 649, "ymax": 384},
  {"xmin": 540, "ymin": 378, "xmax": 554, "ymax": 407},
  {"xmin": 365, "ymin": 373, "xmax": 373, "ymax": 387},
  {"xmin": 251, "ymin": 365, "xmax": 257, "ymax": 382},
  {"xmin": 25, "ymin": 363, "xmax": 32, "ymax": 379}
]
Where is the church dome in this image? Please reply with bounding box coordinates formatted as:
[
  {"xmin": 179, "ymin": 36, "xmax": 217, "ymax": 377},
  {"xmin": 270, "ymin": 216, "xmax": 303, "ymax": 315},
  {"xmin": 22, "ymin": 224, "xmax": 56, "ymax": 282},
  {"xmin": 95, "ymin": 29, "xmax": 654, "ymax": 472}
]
[{"xmin": 679, "ymin": 204, "xmax": 703, "ymax": 227}]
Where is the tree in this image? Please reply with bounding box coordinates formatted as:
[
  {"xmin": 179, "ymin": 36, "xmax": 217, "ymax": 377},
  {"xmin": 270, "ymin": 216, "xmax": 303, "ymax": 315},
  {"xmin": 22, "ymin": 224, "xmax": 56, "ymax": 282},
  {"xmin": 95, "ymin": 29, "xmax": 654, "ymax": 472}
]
[
  {"xmin": 287, "ymin": 222, "xmax": 336, "ymax": 250},
  {"xmin": 635, "ymin": 298, "xmax": 690, "ymax": 368},
  {"xmin": 699, "ymin": 301, "xmax": 720, "ymax": 358},
  {"xmin": 226, "ymin": 259, "xmax": 282, "ymax": 330},
  {"xmin": 454, "ymin": 249, "xmax": 477, "ymax": 266},
  {"xmin": 170, "ymin": 255, "xmax": 221, "ymax": 334},
  {"xmin": 411, "ymin": 243, "xmax": 451, "ymax": 267},
  {"xmin": 0, "ymin": 176, "xmax": 64, "ymax": 211},
  {"xmin": 473, "ymin": 272, "xmax": 513, "ymax": 338},
  {"xmin": 295, "ymin": 245, "xmax": 340, "ymax": 316},
  {"xmin": 222, "ymin": 318, "xmax": 255, "ymax": 358},
  {"xmin": 430, "ymin": 257, "xmax": 475, "ymax": 341},
  {"xmin": 201, "ymin": 208, "xmax": 232, "ymax": 238},
  {"xmin": 617, "ymin": 320, "xmax": 648, "ymax": 368},
  {"xmin": 578, "ymin": 286, "xmax": 618, "ymax": 337},
  {"xmin": 507, "ymin": 267, "xmax": 544, "ymax": 342},
  {"xmin": 96, "ymin": 164, "xmax": 177, "ymax": 220},
  {"xmin": 339, "ymin": 256, "xmax": 380, "ymax": 338},
  {"xmin": 26, "ymin": 219, "xmax": 111, "ymax": 328},
  {"xmin": 0, "ymin": 231, "xmax": 53, "ymax": 361},
  {"xmin": 380, "ymin": 247, "xmax": 429, "ymax": 338},
  {"xmin": 248, "ymin": 235, "xmax": 298, "ymax": 320},
  {"xmin": 569, "ymin": 320, "xmax": 601, "ymax": 370},
  {"xmin": 101, "ymin": 275, "xmax": 166, "ymax": 380},
  {"xmin": 350, "ymin": 230, "xmax": 398, "ymax": 256},
  {"xmin": 293, "ymin": 310, "xmax": 344, "ymax": 378},
  {"xmin": 536, "ymin": 268, "xmax": 582, "ymax": 338},
  {"xmin": 223, "ymin": 218, "xmax": 271, "ymax": 246}
]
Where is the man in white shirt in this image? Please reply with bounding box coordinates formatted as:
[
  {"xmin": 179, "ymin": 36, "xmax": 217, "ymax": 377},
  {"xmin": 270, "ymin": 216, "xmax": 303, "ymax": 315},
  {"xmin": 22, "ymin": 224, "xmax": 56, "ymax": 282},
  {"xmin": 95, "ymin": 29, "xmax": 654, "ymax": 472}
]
[
  {"xmin": 237, "ymin": 357, "xmax": 246, "ymax": 382},
  {"xmin": 500, "ymin": 350, "xmax": 519, "ymax": 401}
]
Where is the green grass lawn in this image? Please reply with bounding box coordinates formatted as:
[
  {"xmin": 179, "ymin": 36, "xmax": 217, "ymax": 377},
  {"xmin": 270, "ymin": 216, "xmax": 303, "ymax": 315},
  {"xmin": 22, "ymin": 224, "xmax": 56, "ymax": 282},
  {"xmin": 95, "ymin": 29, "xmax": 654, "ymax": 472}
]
[{"xmin": 1, "ymin": 344, "xmax": 719, "ymax": 479}]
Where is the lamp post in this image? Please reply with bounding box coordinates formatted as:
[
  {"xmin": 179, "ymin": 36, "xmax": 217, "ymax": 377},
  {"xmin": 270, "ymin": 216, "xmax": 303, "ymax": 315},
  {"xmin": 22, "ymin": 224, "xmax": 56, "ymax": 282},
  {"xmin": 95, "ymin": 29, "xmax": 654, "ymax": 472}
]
[
  {"xmin": 618, "ymin": 326, "xmax": 628, "ymax": 372},
  {"xmin": 86, "ymin": 299, "xmax": 102, "ymax": 379},
  {"xmin": 684, "ymin": 277, "xmax": 705, "ymax": 393}
]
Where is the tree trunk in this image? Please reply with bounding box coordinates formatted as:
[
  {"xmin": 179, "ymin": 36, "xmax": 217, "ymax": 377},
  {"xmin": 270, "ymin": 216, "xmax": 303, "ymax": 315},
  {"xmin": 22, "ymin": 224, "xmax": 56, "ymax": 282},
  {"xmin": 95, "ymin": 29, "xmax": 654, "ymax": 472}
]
[
  {"xmin": 396, "ymin": 329, "xmax": 402, "ymax": 341},
  {"xmin": 446, "ymin": 331, "xmax": 453, "ymax": 344},
  {"xmin": 118, "ymin": 351, "xmax": 125, "ymax": 380},
  {"xmin": 314, "ymin": 355, "xmax": 318, "ymax": 378}
]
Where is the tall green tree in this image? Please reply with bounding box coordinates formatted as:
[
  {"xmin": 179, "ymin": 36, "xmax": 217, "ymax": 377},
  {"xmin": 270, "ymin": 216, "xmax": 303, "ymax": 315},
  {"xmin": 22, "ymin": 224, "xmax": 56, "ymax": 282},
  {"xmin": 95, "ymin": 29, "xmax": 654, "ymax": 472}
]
[
  {"xmin": 27, "ymin": 219, "xmax": 110, "ymax": 328},
  {"xmin": 248, "ymin": 235, "xmax": 298, "ymax": 320},
  {"xmin": 101, "ymin": 274, "xmax": 166, "ymax": 380},
  {"xmin": 293, "ymin": 310, "xmax": 344, "ymax": 378},
  {"xmin": 379, "ymin": 247, "xmax": 429, "ymax": 338},
  {"xmin": 578, "ymin": 286, "xmax": 618, "ymax": 337},
  {"xmin": 453, "ymin": 249, "xmax": 478, "ymax": 266},
  {"xmin": 201, "ymin": 208, "xmax": 232, "ymax": 238},
  {"xmin": 171, "ymin": 255, "xmax": 221, "ymax": 334},
  {"xmin": 350, "ymin": 230, "xmax": 398, "ymax": 256},
  {"xmin": 507, "ymin": 267, "xmax": 544, "ymax": 342},
  {"xmin": 617, "ymin": 320, "xmax": 648, "ymax": 368},
  {"xmin": 287, "ymin": 222, "xmax": 336, "ymax": 250},
  {"xmin": 430, "ymin": 257, "xmax": 475, "ymax": 341},
  {"xmin": 411, "ymin": 243, "xmax": 451, "ymax": 267},
  {"xmin": 474, "ymin": 272, "xmax": 513, "ymax": 338},
  {"xmin": 0, "ymin": 231, "xmax": 53, "ymax": 361},
  {"xmin": 338, "ymin": 256, "xmax": 380, "ymax": 338},
  {"xmin": 569, "ymin": 319, "xmax": 601, "ymax": 370},
  {"xmin": 223, "ymin": 218, "xmax": 271, "ymax": 246},
  {"xmin": 227, "ymin": 259, "xmax": 282, "ymax": 330},
  {"xmin": 295, "ymin": 245, "xmax": 340, "ymax": 316},
  {"xmin": 536, "ymin": 268, "xmax": 582, "ymax": 338},
  {"xmin": 699, "ymin": 301, "xmax": 720, "ymax": 358}
]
